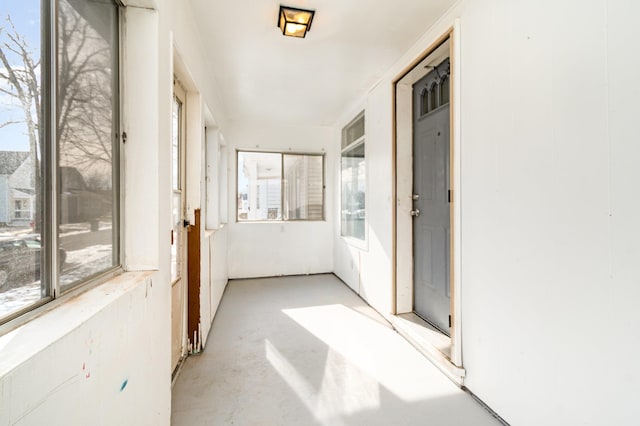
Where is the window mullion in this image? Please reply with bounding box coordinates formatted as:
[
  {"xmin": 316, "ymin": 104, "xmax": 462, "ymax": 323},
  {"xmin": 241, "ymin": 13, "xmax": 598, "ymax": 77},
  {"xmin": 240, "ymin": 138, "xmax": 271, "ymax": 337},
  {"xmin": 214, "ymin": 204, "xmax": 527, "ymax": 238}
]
[{"xmin": 48, "ymin": 0, "xmax": 60, "ymax": 298}]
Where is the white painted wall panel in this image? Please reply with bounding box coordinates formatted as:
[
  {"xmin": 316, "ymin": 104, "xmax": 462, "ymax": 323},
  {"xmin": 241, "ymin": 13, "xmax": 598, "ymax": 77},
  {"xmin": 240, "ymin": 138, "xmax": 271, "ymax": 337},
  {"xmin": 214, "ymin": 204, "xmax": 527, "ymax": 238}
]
[
  {"xmin": 357, "ymin": 85, "xmax": 394, "ymax": 314},
  {"xmin": 458, "ymin": 2, "xmax": 640, "ymax": 424},
  {"xmin": 200, "ymin": 227, "xmax": 228, "ymax": 347},
  {"xmin": 0, "ymin": 274, "xmax": 167, "ymax": 425},
  {"xmin": 346, "ymin": 0, "xmax": 640, "ymax": 424},
  {"xmin": 123, "ymin": 7, "xmax": 160, "ymax": 271}
]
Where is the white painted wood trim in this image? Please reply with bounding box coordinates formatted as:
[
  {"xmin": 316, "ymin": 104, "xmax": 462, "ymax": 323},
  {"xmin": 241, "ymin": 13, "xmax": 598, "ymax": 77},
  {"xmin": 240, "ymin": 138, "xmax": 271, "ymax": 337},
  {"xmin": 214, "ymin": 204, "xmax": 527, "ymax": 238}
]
[{"xmin": 450, "ymin": 19, "xmax": 463, "ymax": 368}]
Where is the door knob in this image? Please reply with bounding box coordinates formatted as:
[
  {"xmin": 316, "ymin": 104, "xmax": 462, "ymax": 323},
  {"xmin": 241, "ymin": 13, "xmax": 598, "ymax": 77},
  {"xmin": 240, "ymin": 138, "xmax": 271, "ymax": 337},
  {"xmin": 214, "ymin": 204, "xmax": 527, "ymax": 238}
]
[{"xmin": 410, "ymin": 209, "xmax": 420, "ymax": 217}]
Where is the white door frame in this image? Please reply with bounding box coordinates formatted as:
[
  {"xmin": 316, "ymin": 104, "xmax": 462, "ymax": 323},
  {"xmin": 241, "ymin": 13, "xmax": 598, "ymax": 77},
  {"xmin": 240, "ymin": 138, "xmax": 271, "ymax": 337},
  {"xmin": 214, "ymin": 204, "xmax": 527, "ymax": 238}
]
[
  {"xmin": 171, "ymin": 78, "xmax": 188, "ymax": 374},
  {"xmin": 392, "ymin": 21, "xmax": 463, "ymax": 367}
]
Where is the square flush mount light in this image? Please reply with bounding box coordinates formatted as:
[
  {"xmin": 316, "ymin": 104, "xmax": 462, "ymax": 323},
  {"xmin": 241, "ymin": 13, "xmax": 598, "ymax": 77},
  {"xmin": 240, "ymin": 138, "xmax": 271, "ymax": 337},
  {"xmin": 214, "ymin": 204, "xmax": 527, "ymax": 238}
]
[{"xmin": 278, "ymin": 5, "xmax": 315, "ymax": 38}]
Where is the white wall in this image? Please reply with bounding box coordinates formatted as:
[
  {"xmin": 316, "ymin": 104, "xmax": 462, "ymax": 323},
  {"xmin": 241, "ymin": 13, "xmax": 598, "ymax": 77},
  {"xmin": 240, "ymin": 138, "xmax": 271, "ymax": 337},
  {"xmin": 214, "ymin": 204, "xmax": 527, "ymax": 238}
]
[
  {"xmin": 333, "ymin": 88, "xmax": 395, "ymax": 315},
  {"xmin": 0, "ymin": 0, "xmax": 230, "ymax": 424},
  {"xmin": 166, "ymin": 0, "xmax": 230, "ymax": 351},
  {"xmin": 227, "ymin": 123, "xmax": 334, "ymax": 279},
  {"xmin": 200, "ymin": 227, "xmax": 228, "ymax": 347},
  {"xmin": 0, "ymin": 273, "xmax": 165, "ymax": 425},
  {"xmin": 337, "ymin": 0, "xmax": 640, "ymax": 424},
  {"xmin": 458, "ymin": 1, "xmax": 640, "ymax": 424}
]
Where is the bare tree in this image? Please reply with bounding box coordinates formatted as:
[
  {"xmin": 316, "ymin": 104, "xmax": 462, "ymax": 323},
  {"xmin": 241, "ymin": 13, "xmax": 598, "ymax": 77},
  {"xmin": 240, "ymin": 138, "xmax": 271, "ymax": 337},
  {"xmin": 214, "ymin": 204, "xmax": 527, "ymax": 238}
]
[
  {"xmin": 0, "ymin": 15, "xmax": 42, "ymax": 229},
  {"xmin": 0, "ymin": 3, "xmax": 115, "ymax": 229},
  {"xmin": 57, "ymin": 1, "xmax": 114, "ymax": 173}
]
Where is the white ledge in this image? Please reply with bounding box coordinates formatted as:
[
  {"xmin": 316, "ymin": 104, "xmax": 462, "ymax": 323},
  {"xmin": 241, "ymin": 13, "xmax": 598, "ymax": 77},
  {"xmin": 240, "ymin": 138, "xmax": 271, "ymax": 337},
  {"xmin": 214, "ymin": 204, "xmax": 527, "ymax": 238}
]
[{"xmin": 0, "ymin": 271, "xmax": 155, "ymax": 378}]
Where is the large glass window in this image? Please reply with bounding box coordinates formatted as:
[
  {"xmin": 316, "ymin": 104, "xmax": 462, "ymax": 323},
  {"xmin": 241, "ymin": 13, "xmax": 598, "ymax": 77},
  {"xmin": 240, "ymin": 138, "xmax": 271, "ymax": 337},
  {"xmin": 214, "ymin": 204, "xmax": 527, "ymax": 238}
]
[
  {"xmin": 237, "ymin": 151, "xmax": 324, "ymax": 222},
  {"xmin": 341, "ymin": 112, "xmax": 366, "ymax": 241},
  {"xmin": 0, "ymin": 0, "xmax": 120, "ymax": 323}
]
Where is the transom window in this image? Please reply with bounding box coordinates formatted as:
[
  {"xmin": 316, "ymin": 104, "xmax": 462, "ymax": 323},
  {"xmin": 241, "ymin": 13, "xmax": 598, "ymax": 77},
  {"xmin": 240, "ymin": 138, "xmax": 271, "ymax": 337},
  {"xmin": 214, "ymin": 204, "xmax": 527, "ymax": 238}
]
[
  {"xmin": 237, "ymin": 151, "xmax": 324, "ymax": 222},
  {"xmin": 0, "ymin": 0, "xmax": 121, "ymax": 324}
]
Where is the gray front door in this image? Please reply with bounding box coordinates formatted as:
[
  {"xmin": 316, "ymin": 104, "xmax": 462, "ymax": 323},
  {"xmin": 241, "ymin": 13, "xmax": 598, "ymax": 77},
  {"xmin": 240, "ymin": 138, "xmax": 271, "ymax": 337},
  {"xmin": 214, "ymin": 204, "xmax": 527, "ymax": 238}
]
[{"xmin": 412, "ymin": 59, "xmax": 451, "ymax": 335}]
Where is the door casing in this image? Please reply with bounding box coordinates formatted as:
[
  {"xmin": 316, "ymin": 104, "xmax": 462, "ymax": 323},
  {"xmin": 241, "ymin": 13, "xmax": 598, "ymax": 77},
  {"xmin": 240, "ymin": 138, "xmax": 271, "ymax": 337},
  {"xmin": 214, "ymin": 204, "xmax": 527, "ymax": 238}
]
[
  {"xmin": 392, "ymin": 23, "xmax": 462, "ymax": 367},
  {"xmin": 171, "ymin": 79, "xmax": 188, "ymax": 374}
]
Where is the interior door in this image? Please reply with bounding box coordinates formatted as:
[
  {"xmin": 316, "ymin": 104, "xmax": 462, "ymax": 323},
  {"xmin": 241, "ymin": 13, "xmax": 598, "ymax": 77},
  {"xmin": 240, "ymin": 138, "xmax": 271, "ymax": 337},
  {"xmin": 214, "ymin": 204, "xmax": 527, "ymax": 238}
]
[
  {"xmin": 412, "ymin": 59, "xmax": 451, "ymax": 335},
  {"xmin": 171, "ymin": 80, "xmax": 187, "ymax": 373}
]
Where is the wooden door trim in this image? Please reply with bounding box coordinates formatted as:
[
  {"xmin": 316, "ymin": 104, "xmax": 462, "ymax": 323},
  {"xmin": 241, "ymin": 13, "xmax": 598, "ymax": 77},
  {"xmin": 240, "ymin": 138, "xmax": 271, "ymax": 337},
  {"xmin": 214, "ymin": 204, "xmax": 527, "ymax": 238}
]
[{"xmin": 392, "ymin": 22, "xmax": 463, "ymax": 367}]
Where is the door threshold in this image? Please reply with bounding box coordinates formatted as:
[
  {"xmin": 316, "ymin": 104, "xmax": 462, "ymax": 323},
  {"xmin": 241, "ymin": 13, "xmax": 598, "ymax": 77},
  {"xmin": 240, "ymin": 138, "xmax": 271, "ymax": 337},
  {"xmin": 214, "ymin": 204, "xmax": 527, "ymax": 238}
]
[{"xmin": 390, "ymin": 312, "xmax": 465, "ymax": 386}]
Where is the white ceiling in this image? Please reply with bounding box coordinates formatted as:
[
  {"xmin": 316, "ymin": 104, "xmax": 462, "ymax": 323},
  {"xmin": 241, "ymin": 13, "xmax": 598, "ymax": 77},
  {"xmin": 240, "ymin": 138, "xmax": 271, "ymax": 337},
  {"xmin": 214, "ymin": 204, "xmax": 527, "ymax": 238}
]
[{"xmin": 188, "ymin": 0, "xmax": 455, "ymax": 127}]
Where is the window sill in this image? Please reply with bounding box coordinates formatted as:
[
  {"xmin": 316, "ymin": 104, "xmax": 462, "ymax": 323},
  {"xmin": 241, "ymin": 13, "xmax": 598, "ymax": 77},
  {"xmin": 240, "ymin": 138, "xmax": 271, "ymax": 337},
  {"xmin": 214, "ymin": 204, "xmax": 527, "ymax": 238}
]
[{"xmin": 0, "ymin": 270, "xmax": 155, "ymax": 378}]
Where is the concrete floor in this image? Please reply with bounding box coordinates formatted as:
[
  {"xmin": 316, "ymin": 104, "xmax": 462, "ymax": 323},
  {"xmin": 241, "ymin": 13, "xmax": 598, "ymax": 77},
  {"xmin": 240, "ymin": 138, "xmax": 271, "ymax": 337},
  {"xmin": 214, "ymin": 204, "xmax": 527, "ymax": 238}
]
[{"xmin": 171, "ymin": 274, "xmax": 501, "ymax": 425}]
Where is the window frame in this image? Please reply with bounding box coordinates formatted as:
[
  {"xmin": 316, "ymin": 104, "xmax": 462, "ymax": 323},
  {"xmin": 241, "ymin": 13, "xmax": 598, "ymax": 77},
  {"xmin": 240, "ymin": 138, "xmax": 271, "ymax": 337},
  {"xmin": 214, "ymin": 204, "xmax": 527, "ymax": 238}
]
[
  {"xmin": 235, "ymin": 149, "xmax": 326, "ymax": 223},
  {"xmin": 340, "ymin": 111, "xmax": 367, "ymax": 246},
  {"xmin": 0, "ymin": 0, "xmax": 124, "ymax": 327}
]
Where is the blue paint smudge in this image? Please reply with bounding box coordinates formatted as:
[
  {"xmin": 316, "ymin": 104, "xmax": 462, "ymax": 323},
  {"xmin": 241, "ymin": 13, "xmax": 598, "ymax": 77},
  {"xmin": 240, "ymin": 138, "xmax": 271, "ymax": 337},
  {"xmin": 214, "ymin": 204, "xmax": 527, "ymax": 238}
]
[{"xmin": 120, "ymin": 379, "xmax": 128, "ymax": 392}]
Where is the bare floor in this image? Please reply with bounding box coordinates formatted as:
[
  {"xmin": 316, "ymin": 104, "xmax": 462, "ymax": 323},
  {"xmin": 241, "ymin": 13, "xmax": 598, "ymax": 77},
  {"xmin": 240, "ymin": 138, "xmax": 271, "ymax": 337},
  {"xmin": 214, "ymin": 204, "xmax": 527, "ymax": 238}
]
[{"xmin": 171, "ymin": 274, "xmax": 500, "ymax": 425}]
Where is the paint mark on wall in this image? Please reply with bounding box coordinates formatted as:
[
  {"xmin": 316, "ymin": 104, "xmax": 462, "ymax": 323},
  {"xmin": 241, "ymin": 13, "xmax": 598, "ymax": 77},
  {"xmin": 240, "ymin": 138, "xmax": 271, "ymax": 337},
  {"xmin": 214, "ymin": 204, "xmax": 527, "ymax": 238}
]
[{"xmin": 120, "ymin": 379, "xmax": 128, "ymax": 392}]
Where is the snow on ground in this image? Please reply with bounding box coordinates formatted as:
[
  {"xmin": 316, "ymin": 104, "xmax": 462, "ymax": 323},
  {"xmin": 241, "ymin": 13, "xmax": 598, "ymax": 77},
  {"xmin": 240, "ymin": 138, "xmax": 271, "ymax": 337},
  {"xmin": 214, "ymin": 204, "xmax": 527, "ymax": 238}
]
[
  {"xmin": 0, "ymin": 243, "xmax": 113, "ymax": 318},
  {"xmin": 60, "ymin": 244, "xmax": 113, "ymax": 287},
  {"xmin": 0, "ymin": 283, "xmax": 42, "ymax": 318}
]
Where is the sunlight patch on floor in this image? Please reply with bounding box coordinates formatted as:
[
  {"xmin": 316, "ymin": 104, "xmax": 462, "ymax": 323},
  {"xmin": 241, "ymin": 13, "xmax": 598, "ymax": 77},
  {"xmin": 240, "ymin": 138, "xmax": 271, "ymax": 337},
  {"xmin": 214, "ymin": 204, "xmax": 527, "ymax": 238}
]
[{"xmin": 282, "ymin": 304, "xmax": 459, "ymax": 403}]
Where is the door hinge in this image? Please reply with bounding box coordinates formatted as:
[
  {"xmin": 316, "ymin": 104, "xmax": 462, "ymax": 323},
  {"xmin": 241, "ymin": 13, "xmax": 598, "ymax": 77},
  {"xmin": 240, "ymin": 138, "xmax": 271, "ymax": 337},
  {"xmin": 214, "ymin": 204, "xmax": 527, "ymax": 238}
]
[
  {"xmin": 122, "ymin": 131, "xmax": 127, "ymax": 144},
  {"xmin": 448, "ymin": 189, "xmax": 451, "ymax": 203},
  {"xmin": 448, "ymin": 315, "xmax": 452, "ymax": 328}
]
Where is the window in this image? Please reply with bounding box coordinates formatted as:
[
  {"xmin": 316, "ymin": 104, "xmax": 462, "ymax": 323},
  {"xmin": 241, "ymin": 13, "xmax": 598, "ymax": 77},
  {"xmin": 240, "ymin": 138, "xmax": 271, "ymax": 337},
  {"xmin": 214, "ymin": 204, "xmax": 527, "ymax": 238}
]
[
  {"xmin": 0, "ymin": 0, "xmax": 121, "ymax": 323},
  {"xmin": 421, "ymin": 89, "xmax": 429, "ymax": 116},
  {"xmin": 429, "ymin": 82, "xmax": 438, "ymax": 112},
  {"xmin": 341, "ymin": 112, "xmax": 366, "ymax": 241},
  {"xmin": 204, "ymin": 129, "xmax": 229, "ymax": 229},
  {"xmin": 13, "ymin": 199, "xmax": 31, "ymax": 220},
  {"xmin": 237, "ymin": 151, "xmax": 324, "ymax": 222}
]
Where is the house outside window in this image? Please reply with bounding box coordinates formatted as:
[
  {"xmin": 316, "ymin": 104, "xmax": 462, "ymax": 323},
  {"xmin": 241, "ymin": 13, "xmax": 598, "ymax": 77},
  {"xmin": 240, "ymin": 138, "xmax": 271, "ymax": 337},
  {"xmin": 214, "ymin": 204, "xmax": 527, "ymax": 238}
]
[
  {"xmin": 0, "ymin": 0, "xmax": 121, "ymax": 324},
  {"xmin": 237, "ymin": 151, "xmax": 324, "ymax": 222}
]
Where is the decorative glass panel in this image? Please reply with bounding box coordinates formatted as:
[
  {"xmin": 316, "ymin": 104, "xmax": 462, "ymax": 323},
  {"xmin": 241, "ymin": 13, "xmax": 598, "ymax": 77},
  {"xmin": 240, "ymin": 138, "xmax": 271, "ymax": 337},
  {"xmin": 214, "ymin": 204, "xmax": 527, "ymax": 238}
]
[
  {"xmin": 440, "ymin": 76, "xmax": 450, "ymax": 105},
  {"xmin": 421, "ymin": 89, "xmax": 429, "ymax": 115},
  {"xmin": 429, "ymin": 83, "xmax": 438, "ymax": 111}
]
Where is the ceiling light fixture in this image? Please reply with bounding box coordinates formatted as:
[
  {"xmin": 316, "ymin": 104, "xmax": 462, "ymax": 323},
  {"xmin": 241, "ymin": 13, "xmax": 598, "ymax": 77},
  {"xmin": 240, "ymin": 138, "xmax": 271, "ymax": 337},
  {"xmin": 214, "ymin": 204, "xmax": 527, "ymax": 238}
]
[{"xmin": 278, "ymin": 5, "xmax": 315, "ymax": 38}]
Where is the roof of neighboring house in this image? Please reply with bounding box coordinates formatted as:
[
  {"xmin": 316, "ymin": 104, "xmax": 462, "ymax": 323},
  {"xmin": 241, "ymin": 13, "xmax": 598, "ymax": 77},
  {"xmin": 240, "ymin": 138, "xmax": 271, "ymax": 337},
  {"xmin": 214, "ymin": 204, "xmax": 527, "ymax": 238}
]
[
  {"xmin": 12, "ymin": 188, "xmax": 35, "ymax": 197},
  {"xmin": 0, "ymin": 151, "xmax": 30, "ymax": 175}
]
